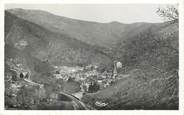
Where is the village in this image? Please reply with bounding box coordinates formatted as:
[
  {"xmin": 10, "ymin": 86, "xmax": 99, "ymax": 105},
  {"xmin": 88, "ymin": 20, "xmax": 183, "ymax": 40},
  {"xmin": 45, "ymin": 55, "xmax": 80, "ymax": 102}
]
[
  {"xmin": 52, "ymin": 61, "xmax": 123, "ymax": 94},
  {"xmin": 5, "ymin": 57, "xmax": 123, "ymax": 94},
  {"xmin": 5, "ymin": 56, "xmax": 124, "ymax": 109}
]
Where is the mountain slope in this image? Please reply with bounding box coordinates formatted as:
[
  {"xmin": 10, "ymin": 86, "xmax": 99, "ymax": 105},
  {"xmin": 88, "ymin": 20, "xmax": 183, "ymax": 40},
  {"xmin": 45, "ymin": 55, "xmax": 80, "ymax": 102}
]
[
  {"xmin": 5, "ymin": 11, "xmax": 111, "ymax": 75},
  {"xmin": 114, "ymin": 21, "xmax": 178, "ymax": 71},
  {"xmin": 7, "ymin": 8, "xmax": 161, "ymax": 48},
  {"xmin": 82, "ymin": 21, "xmax": 179, "ymax": 110}
]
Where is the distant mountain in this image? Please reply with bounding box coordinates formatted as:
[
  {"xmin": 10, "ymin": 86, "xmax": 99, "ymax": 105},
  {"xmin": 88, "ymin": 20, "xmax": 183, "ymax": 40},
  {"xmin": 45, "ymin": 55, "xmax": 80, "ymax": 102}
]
[
  {"xmin": 7, "ymin": 8, "xmax": 161, "ymax": 48},
  {"xmin": 5, "ymin": 8, "xmax": 178, "ymax": 75}
]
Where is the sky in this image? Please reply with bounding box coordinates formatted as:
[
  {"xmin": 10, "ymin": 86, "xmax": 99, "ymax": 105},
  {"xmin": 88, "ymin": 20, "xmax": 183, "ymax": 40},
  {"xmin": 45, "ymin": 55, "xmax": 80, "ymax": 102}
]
[{"xmin": 5, "ymin": 4, "xmax": 172, "ymax": 24}]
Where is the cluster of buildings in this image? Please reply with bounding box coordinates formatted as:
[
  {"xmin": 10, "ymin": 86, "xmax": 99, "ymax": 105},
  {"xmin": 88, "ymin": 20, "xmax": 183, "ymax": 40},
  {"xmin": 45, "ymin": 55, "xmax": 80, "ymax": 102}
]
[{"xmin": 52, "ymin": 64, "xmax": 117, "ymax": 93}]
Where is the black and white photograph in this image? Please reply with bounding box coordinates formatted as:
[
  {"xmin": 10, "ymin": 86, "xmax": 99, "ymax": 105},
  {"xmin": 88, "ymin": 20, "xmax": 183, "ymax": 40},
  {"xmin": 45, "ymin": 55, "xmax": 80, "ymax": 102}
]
[{"xmin": 3, "ymin": 3, "xmax": 179, "ymax": 110}]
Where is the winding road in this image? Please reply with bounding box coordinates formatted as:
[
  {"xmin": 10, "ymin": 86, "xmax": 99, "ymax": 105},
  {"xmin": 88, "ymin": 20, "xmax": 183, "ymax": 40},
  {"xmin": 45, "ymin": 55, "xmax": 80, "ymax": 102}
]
[
  {"xmin": 23, "ymin": 79, "xmax": 88, "ymax": 110},
  {"xmin": 57, "ymin": 91, "xmax": 88, "ymax": 110}
]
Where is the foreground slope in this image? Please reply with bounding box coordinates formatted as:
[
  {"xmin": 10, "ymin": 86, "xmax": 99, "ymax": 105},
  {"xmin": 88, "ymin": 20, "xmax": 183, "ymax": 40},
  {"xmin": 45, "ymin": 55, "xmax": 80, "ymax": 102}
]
[{"xmin": 82, "ymin": 66, "xmax": 178, "ymax": 110}]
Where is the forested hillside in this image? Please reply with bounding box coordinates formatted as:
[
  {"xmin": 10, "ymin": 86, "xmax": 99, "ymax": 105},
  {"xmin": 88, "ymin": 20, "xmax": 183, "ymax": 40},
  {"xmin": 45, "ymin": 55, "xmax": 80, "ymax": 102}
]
[
  {"xmin": 7, "ymin": 8, "xmax": 160, "ymax": 48},
  {"xmin": 82, "ymin": 21, "xmax": 178, "ymax": 110}
]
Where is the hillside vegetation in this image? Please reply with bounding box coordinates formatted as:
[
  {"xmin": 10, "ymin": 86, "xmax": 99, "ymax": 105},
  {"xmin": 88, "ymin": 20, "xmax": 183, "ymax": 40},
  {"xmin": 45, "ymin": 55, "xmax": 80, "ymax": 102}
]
[
  {"xmin": 82, "ymin": 21, "xmax": 178, "ymax": 110},
  {"xmin": 7, "ymin": 8, "xmax": 160, "ymax": 48}
]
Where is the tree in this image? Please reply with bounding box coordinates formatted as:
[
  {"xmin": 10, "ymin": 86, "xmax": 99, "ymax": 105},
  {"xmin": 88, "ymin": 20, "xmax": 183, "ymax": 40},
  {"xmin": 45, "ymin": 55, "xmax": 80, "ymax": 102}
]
[
  {"xmin": 20, "ymin": 73, "xmax": 24, "ymax": 79},
  {"xmin": 88, "ymin": 82, "xmax": 100, "ymax": 93},
  {"xmin": 156, "ymin": 5, "xmax": 179, "ymax": 22}
]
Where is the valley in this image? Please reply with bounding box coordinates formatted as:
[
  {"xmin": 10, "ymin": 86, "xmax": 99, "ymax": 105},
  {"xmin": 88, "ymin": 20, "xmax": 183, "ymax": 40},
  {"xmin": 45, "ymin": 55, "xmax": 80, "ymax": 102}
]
[{"xmin": 4, "ymin": 8, "xmax": 179, "ymax": 110}]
